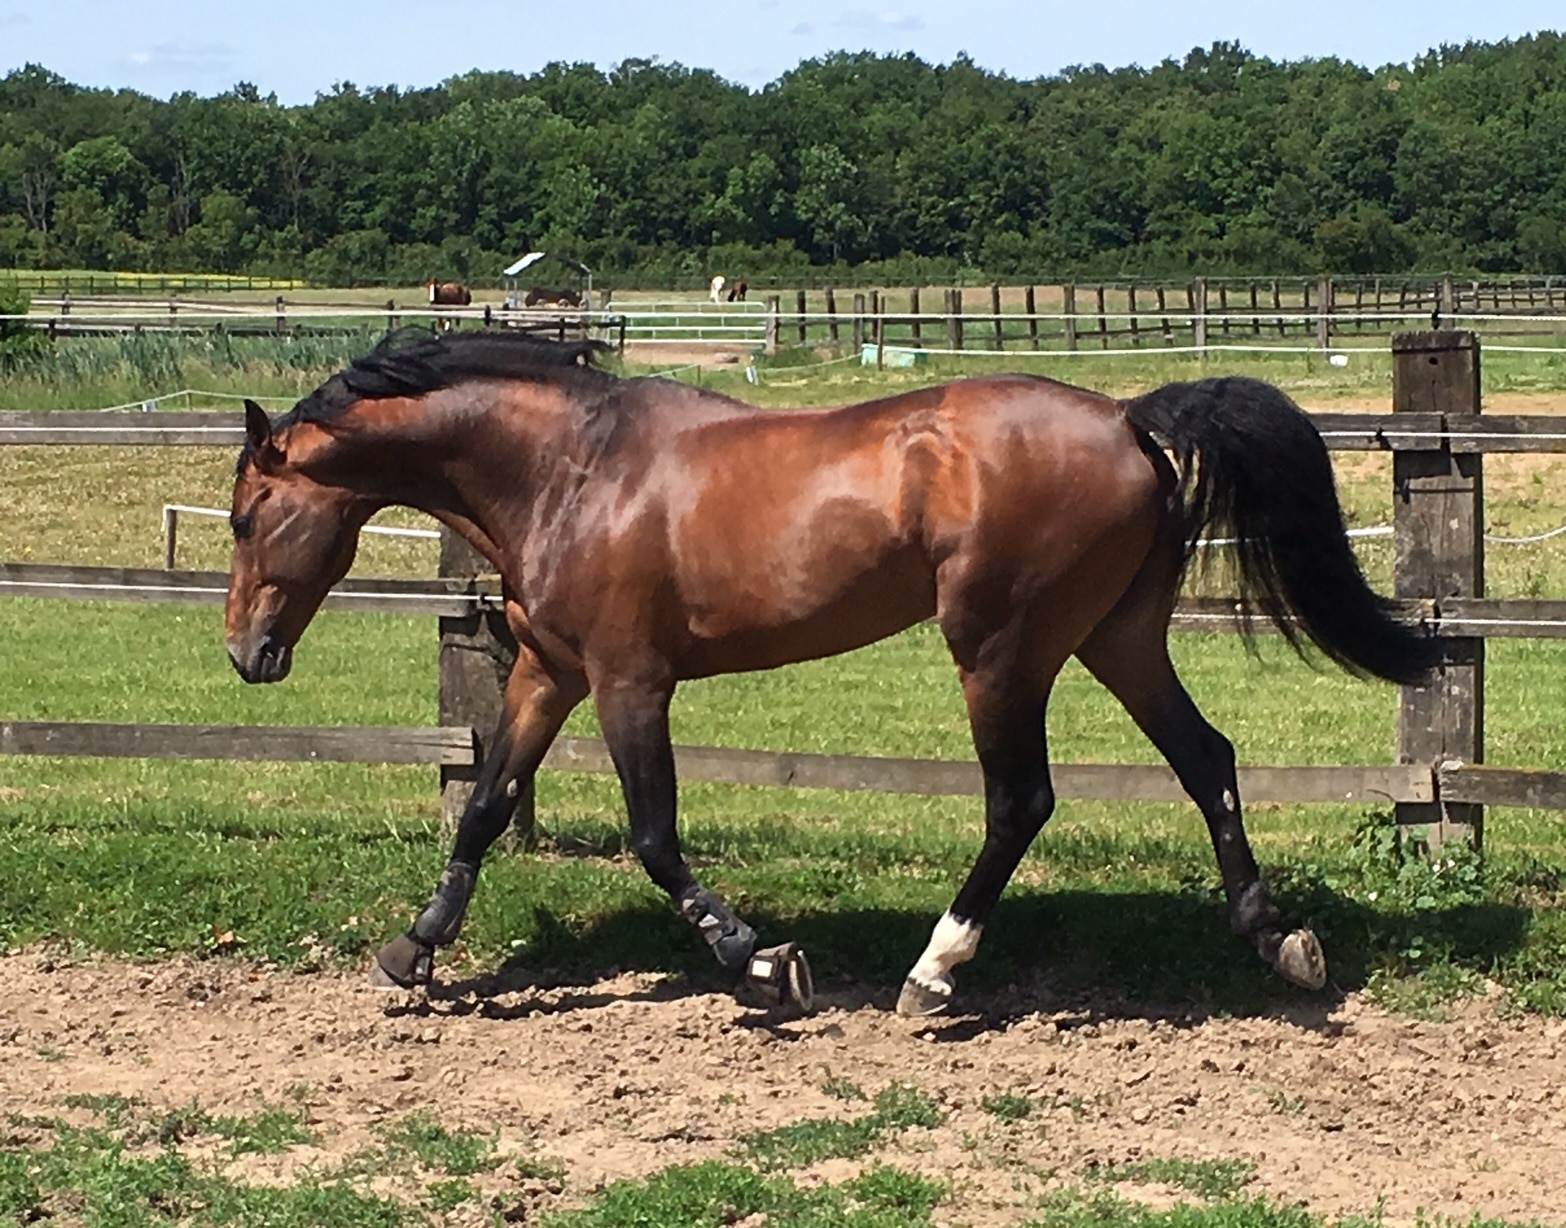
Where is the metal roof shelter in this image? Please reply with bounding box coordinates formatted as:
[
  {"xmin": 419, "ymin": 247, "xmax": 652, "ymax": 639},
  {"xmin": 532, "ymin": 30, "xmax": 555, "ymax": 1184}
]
[{"xmin": 502, "ymin": 252, "xmax": 592, "ymax": 303}]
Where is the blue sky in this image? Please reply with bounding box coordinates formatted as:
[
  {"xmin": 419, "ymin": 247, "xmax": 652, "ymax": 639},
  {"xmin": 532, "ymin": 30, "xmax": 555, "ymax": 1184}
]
[{"xmin": 1, "ymin": 0, "xmax": 1562, "ymax": 102}]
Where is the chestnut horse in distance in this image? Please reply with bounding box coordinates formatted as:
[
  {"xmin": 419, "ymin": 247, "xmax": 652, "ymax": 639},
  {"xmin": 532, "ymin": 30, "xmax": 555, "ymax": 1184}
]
[{"xmin": 224, "ymin": 331, "xmax": 1438, "ymax": 1014}]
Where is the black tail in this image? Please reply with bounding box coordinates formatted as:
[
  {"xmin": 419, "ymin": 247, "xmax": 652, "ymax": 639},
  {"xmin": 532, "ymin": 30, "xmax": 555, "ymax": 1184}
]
[{"xmin": 1125, "ymin": 376, "xmax": 1441, "ymax": 685}]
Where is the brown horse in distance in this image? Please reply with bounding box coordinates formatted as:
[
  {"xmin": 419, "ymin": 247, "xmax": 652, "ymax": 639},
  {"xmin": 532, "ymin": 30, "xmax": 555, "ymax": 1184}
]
[
  {"xmin": 427, "ymin": 279, "xmax": 472, "ymax": 307},
  {"xmin": 224, "ymin": 331, "xmax": 1439, "ymax": 1014}
]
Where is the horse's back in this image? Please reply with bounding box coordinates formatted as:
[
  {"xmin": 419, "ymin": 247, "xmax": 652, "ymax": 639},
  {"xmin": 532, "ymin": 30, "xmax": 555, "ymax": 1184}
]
[{"xmin": 631, "ymin": 377, "xmax": 1165, "ymax": 675}]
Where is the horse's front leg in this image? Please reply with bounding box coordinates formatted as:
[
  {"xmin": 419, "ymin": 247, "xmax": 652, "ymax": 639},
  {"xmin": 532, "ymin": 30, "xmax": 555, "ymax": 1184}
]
[
  {"xmin": 373, "ymin": 649, "xmax": 585, "ymax": 988},
  {"xmin": 593, "ymin": 676, "xmax": 758, "ymax": 973}
]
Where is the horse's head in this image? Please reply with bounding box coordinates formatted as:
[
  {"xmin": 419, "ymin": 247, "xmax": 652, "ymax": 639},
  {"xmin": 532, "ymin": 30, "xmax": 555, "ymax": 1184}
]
[{"xmin": 225, "ymin": 400, "xmax": 369, "ymax": 683}]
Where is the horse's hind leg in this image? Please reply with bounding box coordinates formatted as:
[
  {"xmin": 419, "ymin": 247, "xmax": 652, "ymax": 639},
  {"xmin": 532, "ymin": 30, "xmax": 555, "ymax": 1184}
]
[
  {"xmin": 373, "ymin": 646, "xmax": 586, "ymax": 988},
  {"xmin": 898, "ymin": 638, "xmax": 1059, "ymax": 1017},
  {"xmin": 1075, "ymin": 609, "xmax": 1328, "ymax": 990}
]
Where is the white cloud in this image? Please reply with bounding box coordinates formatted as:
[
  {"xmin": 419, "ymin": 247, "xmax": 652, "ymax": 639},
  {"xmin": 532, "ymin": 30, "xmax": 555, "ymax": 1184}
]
[
  {"xmin": 790, "ymin": 21, "xmax": 814, "ymax": 35},
  {"xmin": 122, "ymin": 41, "xmax": 236, "ymax": 74},
  {"xmin": 834, "ymin": 9, "xmax": 925, "ymax": 33}
]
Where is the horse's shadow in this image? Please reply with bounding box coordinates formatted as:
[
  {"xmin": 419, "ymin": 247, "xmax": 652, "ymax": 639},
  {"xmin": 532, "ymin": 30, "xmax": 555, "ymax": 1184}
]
[{"xmin": 389, "ymin": 883, "xmax": 1531, "ymax": 1034}]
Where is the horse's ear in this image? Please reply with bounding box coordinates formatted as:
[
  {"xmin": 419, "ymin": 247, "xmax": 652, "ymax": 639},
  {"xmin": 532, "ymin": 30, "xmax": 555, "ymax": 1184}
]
[{"xmin": 243, "ymin": 399, "xmax": 279, "ymax": 466}]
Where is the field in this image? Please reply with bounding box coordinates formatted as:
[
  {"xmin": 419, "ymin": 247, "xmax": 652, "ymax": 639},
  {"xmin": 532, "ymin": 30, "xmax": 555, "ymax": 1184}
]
[{"xmin": 4, "ymin": 337, "xmax": 1566, "ymax": 1226}]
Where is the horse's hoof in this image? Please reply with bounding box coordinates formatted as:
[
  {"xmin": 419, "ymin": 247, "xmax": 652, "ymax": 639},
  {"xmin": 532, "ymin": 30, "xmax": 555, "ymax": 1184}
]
[
  {"xmin": 372, "ymin": 931, "xmax": 433, "ymax": 990},
  {"xmin": 745, "ymin": 943, "xmax": 815, "ymax": 1013},
  {"xmin": 1275, "ymin": 928, "xmax": 1328, "ymax": 990},
  {"xmin": 895, "ymin": 975, "xmax": 952, "ymax": 1018}
]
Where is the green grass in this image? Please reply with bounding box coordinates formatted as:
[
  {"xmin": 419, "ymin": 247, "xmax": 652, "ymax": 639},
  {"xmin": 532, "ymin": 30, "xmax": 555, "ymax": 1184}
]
[
  {"xmin": 2, "ymin": 1109, "xmax": 406, "ymax": 1228},
  {"xmin": 738, "ymin": 1085, "xmax": 942, "ymax": 1170},
  {"xmin": 543, "ymin": 1159, "xmax": 945, "ymax": 1228},
  {"xmin": 2, "ymin": 596, "xmax": 1566, "ymax": 1015},
  {"xmin": 981, "ymin": 1093, "xmax": 1036, "ymax": 1123},
  {"xmin": 4, "ymin": 346, "xmax": 1566, "ymax": 1025},
  {"xmin": 1085, "ymin": 1157, "xmax": 1257, "ymax": 1202},
  {"xmin": 375, "ymin": 1112, "xmax": 500, "ymax": 1177}
]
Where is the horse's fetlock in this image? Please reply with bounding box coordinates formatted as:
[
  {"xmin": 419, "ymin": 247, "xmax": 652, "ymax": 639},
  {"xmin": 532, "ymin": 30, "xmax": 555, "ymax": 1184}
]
[{"xmin": 1231, "ymin": 880, "xmax": 1278, "ymax": 938}]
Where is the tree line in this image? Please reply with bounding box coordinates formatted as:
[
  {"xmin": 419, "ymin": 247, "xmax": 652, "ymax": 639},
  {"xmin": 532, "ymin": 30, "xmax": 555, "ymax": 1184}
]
[{"xmin": 3, "ymin": 35, "xmax": 1566, "ymax": 287}]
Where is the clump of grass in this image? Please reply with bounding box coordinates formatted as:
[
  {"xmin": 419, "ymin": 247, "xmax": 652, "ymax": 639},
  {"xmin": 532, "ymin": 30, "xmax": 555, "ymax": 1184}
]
[
  {"xmin": 62, "ymin": 1093, "xmax": 312, "ymax": 1155},
  {"xmin": 541, "ymin": 1158, "xmax": 943, "ymax": 1228},
  {"xmin": 819, "ymin": 1073, "xmax": 868, "ymax": 1101},
  {"xmin": 980, "ymin": 1092, "xmax": 1035, "ymax": 1122},
  {"xmin": 1084, "ymin": 1156, "xmax": 1256, "ymax": 1201},
  {"xmin": 376, "ymin": 1111, "xmax": 499, "ymax": 1177},
  {"xmin": 739, "ymin": 1084, "xmax": 941, "ymax": 1170},
  {"xmin": 0, "ymin": 1117, "xmax": 409, "ymax": 1228}
]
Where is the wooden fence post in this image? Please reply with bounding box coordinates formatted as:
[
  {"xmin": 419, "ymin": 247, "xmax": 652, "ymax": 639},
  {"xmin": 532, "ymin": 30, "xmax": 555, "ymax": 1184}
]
[
  {"xmin": 1063, "ymin": 283, "xmax": 1078, "ymax": 351},
  {"xmin": 1192, "ymin": 277, "xmax": 1208, "ymax": 352},
  {"xmin": 1024, "ymin": 285, "xmax": 1038, "ymax": 349},
  {"xmin": 796, "ymin": 289, "xmax": 808, "ymax": 344},
  {"xmin": 869, "ymin": 289, "xmax": 881, "ymax": 345},
  {"xmin": 825, "ymin": 287, "xmax": 839, "ymax": 343},
  {"xmin": 851, "ymin": 293, "xmax": 866, "ymax": 350},
  {"xmin": 1317, "ymin": 275, "xmax": 1333, "ymax": 350},
  {"xmin": 944, "ymin": 288, "xmax": 962, "ymax": 351},
  {"xmin": 909, "ymin": 287, "xmax": 921, "ymax": 344},
  {"xmin": 991, "ymin": 284, "xmax": 1004, "ymax": 350},
  {"xmin": 1392, "ymin": 330, "xmax": 1484, "ymax": 850},
  {"xmin": 274, "ymin": 295, "xmax": 286, "ymax": 336},
  {"xmin": 438, "ymin": 528, "xmax": 526, "ymax": 846},
  {"xmin": 763, "ymin": 295, "xmax": 779, "ymax": 356}
]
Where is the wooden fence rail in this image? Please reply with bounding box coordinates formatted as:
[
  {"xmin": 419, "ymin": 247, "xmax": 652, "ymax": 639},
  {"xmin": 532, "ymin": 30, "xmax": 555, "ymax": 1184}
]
[{"xmin": 2, "ymin": 331, "xmax": 1563, "ymax": 849}]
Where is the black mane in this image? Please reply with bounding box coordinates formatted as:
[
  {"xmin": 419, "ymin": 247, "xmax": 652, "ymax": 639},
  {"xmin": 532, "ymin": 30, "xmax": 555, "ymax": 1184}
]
[
  {"xmin": 239, "ymin": 329, "xmax": 615, "ymax": 472},
  {"xmin": 285, "ymin": 329, "xmax": 613, "ymax": 428}
]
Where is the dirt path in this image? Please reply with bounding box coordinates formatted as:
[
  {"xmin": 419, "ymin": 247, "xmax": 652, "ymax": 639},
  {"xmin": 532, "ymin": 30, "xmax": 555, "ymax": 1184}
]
[{"xmin": 5, "ymin": 954, "xmax": 1566, "ymax": 1226}]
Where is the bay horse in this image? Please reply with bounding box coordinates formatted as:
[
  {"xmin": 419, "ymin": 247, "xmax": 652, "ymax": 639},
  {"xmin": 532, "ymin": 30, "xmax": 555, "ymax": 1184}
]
[
  {"xmin": 427, "ymin": 279, "xmax": 472, "ymax": 307},
  {"xmin": 224, "ymin": 331, "xmax": 1439, "ymax": 1014}
]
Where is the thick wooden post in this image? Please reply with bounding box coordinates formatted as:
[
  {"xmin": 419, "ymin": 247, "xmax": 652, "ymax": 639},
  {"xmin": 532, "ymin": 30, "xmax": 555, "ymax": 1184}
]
[
  {"xmin": 438, "ymin": 529, "xmax": 526, "ymax": 846},
  {"xmin": 1063, "ymin": 283, "xmax": 1078, "ymax": 350},
  {"xmin": 909, "ymin": 287, "xmax": 921, "ymax": 344},
  {"xmin": 796, "ymin": 289, "xmax": 808, "ymax": 344},
  {"xmin": 1024, "ymin": 285, "xmax": 1038, "ymax": 349},
  {"xmin": 274, "ymin": 295, "xmax": 286, "ymax": 336},
  {"xmin": 1192, "ymin": 277, "xmax": 1208, "ymax": 352},
  {"xmin": 990, "ymin": 283, "xmax": 1004, "ymax": 350},
  {"xmin": 825, "ymin": 287, "xmax": 839, "ymax": 342},
  {"xmin": 1392, "ymin": 330, "xmax": 1484, "ymax": 849},
  {"xmin": 944, "ymin": 288, "xmax": 962, "ymax": 350},
  {"xmin": 851, "ymin": 293, "xmax": 866, "ymax": 350},
  {"xmin": 869, "ymin": 289, "xmax": 881, "ymax": 345},
  {"xmin": 1317, "ymin": 275, "xmax": 1333, "ymax": 349}
]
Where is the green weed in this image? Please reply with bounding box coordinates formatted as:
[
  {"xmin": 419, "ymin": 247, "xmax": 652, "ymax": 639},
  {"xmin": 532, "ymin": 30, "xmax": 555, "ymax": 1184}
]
[
  {"xmin": 376, "ymin": 1111, "xmax": 499, "ymax": 1176},
  {"xmin": 1085, "ymin": 1156, "xmax": 1256, "ymax": 1200},
  {"xmin": 542, "ymin": 1159, "xmax": 943, "ymax": 1228},
  {"xmin": 981, "ymin": 1092, "xmax": 1035, "ymax": 1122},
  {"xmin": 739, "ymin": 1084, "xmax": 942, "ymax": 1170}
]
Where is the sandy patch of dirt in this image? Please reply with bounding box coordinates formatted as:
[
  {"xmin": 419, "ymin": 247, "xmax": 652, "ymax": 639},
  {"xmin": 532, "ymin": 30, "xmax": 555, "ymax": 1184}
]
[{"xmin": 4, "ymin": 953, "xmax": 1566, "ymax": 1225}]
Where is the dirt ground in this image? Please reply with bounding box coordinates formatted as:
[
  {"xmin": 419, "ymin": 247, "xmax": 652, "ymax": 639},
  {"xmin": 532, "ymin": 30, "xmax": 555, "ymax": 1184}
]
[{"xmin": 4, "ymin": 953, "xmax": 1565, "ymax": 1227}]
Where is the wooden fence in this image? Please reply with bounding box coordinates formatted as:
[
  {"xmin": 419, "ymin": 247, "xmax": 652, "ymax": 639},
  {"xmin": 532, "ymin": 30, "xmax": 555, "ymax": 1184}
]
[
  {"xmin": 756, "ymin": 275, "xmax": 1566, "ymax": 356},
  {"xmin": 3, "ymin": 330, "xmax": 1566, "ymax": 850},
  {"xmin": 12, "ymin": 275, "xmax": 1566, "ymax": 352}
]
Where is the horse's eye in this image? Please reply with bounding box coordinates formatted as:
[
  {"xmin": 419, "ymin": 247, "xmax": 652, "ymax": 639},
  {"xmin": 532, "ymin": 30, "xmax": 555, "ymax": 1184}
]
[{"xmin": 230, "ymin": 513, "xmax": 254, "ymax": 541}]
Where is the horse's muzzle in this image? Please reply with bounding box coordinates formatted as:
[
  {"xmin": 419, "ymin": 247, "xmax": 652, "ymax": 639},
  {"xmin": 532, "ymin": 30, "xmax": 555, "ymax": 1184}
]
[{"xmin": 227, "ymin": 635, "xmax": 293, "ymax": 684}]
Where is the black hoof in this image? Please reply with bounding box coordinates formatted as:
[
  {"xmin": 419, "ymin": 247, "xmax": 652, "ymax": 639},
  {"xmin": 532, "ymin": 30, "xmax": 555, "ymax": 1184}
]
[{"xmin": 371, "ymin": 931, "xmax": 434, "ymax": 989}]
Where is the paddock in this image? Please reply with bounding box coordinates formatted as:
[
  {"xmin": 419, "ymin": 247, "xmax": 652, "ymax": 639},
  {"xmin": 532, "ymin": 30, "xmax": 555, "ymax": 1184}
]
[{"xmin": 3, "ymin": 333, "xmax": 1566, "ymax": 1225}]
